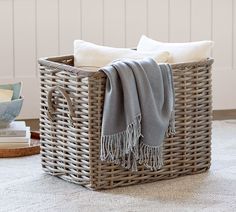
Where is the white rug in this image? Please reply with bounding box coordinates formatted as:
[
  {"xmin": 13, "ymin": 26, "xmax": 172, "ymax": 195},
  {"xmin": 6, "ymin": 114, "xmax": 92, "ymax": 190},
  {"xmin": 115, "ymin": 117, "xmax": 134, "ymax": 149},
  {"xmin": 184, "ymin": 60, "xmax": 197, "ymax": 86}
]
[{"xmin": 0, "ymin": 121, "xmax": 236, "ymax": 212}]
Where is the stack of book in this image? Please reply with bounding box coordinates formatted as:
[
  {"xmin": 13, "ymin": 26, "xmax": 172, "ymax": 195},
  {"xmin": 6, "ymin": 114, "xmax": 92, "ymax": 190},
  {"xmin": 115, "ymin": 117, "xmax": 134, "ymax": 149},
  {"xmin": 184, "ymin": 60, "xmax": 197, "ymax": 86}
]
[{"xmin": 0, "ymin": 121, "xmax": 30, "ymax": 149}]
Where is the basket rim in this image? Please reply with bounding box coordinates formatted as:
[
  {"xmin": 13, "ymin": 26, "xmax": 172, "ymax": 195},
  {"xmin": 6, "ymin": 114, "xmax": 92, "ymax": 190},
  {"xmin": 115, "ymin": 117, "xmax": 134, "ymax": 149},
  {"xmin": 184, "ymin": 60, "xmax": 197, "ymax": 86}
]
[{"xmin": 38, "ymin": 55, "xmax": 214, "ymax": 78}]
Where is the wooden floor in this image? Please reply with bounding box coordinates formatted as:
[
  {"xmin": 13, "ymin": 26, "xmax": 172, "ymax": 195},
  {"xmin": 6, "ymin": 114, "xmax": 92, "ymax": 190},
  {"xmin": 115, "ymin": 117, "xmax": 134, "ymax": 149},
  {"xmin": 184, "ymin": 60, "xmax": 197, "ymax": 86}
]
[{"xmin": 213, "ymin": 109, "xmax": 236, "ymax": 120}]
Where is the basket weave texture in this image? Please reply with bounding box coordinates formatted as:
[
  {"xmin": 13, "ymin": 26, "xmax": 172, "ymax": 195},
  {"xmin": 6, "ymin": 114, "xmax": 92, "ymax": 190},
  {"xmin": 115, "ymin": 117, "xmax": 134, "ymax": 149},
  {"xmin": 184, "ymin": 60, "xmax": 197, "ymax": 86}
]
[{"xmin": 38, "ymin": 55, "xmax": 213, "ymax": 190}]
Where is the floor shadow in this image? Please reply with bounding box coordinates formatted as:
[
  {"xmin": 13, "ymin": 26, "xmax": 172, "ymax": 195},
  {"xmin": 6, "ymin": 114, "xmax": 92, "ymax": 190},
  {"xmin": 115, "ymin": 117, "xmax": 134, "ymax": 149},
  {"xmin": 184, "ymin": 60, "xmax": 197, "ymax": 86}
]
[{"xmin": 100, "ymin": 172, "xmax": 212, "ymax": 203}]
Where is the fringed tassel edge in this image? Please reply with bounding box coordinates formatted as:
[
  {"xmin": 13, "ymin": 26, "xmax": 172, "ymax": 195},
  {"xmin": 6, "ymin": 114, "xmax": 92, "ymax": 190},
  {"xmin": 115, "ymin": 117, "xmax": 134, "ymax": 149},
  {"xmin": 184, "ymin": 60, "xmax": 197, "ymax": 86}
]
[
  {"xmin": 138, "ymin": 142, "xmax": 164, "ymax": 171},
  {"xmin": 100, "ymin": 114, "xmax": 142, "ymax": 171}
]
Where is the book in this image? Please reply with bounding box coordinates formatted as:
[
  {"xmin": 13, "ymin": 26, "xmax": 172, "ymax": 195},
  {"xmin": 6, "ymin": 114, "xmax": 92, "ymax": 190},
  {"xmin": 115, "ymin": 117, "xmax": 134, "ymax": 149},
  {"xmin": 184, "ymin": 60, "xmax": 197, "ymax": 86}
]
[
  {"xmin": 0, "ymin": 121, "xmax": 27, "ymax": 137},
  {"xmin": 0, "ymin": 127, "xmax": 30, "ymax": 143}
]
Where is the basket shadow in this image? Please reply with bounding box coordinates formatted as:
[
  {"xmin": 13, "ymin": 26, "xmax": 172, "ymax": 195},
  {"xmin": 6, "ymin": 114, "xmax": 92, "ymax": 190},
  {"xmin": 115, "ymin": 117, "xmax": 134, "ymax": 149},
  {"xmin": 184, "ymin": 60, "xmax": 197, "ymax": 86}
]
[{"xmin": 101, "ymin": 172, "xmax": 211, "ymax": 203}]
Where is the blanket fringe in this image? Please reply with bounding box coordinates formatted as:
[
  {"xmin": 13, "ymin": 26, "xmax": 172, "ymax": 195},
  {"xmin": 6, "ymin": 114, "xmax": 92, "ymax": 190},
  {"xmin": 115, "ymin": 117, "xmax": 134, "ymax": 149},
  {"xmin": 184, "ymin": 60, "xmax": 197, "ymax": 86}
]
[
  {"xmin": 100, "ymin": 115, "xmax": 142, "ymax": 171},
  {"xmin": 138, "ymin": 142, "xmax": 164, "ymax": 171},
  {"xmin": 100, "ymin": 110, "xmax": 175, "ymax": 172}
]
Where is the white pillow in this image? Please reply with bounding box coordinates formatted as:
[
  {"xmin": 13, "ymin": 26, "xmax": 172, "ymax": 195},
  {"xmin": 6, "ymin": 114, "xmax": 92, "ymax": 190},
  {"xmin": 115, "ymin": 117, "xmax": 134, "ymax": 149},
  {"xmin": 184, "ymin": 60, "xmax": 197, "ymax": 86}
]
[
  {"xmin": 137, "ymin": 35, "xmax": 214, "ymax": 63},
  {"xmin": 74, "ymin": 40, "xmax": 169, "ymax": 68}
]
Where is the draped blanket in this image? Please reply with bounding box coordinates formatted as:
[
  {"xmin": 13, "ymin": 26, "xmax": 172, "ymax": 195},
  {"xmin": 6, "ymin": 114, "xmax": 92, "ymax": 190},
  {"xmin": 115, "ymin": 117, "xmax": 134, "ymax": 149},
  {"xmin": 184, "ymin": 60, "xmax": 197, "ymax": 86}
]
[{"xmin": 99, "ymin": 58, "xmax": 175, "ymax": 171}]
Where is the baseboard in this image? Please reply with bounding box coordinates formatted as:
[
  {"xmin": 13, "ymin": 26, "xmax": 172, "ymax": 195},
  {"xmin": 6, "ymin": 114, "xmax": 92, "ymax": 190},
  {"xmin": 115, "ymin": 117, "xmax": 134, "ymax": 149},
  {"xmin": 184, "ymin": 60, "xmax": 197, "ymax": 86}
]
[{"xmin": 213, "ymin": 109, "xmax": 236, "ymax": 120}]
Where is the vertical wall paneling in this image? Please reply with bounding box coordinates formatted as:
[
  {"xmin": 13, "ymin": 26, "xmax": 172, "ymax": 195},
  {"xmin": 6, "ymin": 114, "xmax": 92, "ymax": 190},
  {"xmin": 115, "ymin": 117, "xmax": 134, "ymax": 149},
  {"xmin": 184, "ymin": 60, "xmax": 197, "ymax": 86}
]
[
  {"xmin": 1, "ymin": 0, "xmax": 236, "ymax": 118},
  {"xmin": 104, "ymin": 0, "xmax": 125, "ymax": 47},
  {"xmin": 191, "ymin": 0, "xmax": 212, "ymax": 41},
  {"xmin": 13, "ymin": 0, "xmax": 39, "ymax": 119},
  {"xmin": 126, "ymin": 0, "xmax": 147, "ymax": 47},
  {"xmin": 0, "ymin": 0, "xmax": 14, "ymax": 78},
  {"xmin": 212, "ymin": 0, "xmax": 233, "ymax": 69},
  {"xmin": 14, "ymin": 0, "xmax": 36, "ymax": 77},
  {"xmin": 148, "ymin": 0, "xmax": 169, "ymax": 42},
  {"xmin": 59, "ymin": 0, "xmax": 81, "ymax": 54},
  {"xmin": 169, "ymin": 0, "xmax": 191, "ymax": 42},
  {"xmin": 81, "ymin": 0, "xmax": 103, "ymax": 45},
  {"xmin": 212, "ymin": 69, "xmax": 236, "ymax": 109},
  {"xmin": 37, "ymin": 0, "xmax": 59, "ymax": 58},
  {"xmin": 233, "ymin": 0, "xmax": 236, "ymax": 69}
]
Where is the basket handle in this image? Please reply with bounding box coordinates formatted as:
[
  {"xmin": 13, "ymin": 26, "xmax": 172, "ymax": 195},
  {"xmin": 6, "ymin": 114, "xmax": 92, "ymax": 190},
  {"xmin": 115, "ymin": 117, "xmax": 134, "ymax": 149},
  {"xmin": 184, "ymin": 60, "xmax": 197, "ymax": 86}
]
[{"xmin": 47, "ymin": 86, "xmax": 75, "ymax": 126}]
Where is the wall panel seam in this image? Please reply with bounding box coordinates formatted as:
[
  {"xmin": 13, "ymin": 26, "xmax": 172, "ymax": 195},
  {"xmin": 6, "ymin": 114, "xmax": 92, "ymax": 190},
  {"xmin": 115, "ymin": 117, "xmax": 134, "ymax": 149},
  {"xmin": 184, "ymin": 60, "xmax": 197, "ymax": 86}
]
[
  {"xmin": 146, "ymin": 0, "xmax": 149, "ymax": 36},
  {"xmin": 12, "ymin": 0, "xmax": 15, "ymax": 78},
  {"xmin": 189, "ymin": 0, "xmax": 192, "ymax": 41},
  {"xmin": 102, "ymin": 0, "xmax": 105, "ymax": 45},
  {"xmin": 80, "ymin": 0, "xmax": 83, "ymax": 39},
  {"xmin": 35, "ymin": 0, "xmax": 38, "ymax": 77},
  {"xmin": 124, "ymin": 0, "xmax": 127, "ymax": 47},
  {"xmin": 168, "ymin": 0, "xmax": 170, "ymax": 42},
  {"xmin": 58, "ymin": 0, "xmax": 60, "ymax": 54},
  {"xmin": 232, "ymin": 0, "xmax": 234, "ymax": 69},
  {"xmin": 211, "ymin": 0, "xmax": 213, "ymax": 57}
]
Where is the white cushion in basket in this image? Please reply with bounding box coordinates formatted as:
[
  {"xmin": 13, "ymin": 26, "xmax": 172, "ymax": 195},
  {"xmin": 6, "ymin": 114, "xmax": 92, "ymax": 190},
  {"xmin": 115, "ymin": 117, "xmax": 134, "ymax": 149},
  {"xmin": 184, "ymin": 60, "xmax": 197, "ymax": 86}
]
[
  {"xmin": 74, "ymin": 40, "xmax": 170, "ymax": 68},
  {"xmin": 137, "ymin": 35, "xmax": 214, "ymax": 63}
]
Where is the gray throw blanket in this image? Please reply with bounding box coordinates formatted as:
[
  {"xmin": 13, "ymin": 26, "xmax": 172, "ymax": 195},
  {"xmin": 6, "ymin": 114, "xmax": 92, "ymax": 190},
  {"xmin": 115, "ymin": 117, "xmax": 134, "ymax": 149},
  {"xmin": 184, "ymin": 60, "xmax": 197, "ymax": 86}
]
[{"xmin": 99, "ymin": 58, "xmax": 175, "ymax": 171}]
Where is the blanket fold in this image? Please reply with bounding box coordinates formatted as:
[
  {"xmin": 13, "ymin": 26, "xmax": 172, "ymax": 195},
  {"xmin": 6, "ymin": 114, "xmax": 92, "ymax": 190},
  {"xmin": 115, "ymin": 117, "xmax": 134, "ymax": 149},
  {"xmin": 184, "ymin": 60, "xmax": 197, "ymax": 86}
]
[{"xmin": 100, "ymin": 58, "xmax": 175, "ymax": 171}]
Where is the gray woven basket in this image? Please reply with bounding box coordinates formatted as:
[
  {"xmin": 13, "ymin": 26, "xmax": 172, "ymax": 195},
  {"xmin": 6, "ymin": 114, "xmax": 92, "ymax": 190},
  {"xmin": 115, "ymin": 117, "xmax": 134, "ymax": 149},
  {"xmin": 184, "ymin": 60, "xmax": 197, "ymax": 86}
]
[{"xmin": 38, "ymin": 55, "xmax": 213, "ymax": 190}]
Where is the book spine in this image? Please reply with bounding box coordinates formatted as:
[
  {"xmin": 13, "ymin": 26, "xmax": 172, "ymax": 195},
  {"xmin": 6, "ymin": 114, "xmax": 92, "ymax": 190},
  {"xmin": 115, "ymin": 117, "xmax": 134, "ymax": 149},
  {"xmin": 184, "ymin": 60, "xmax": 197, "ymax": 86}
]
[{"xmin": 0, "ymin": 131, "xmax": 26, "ymax": 137}]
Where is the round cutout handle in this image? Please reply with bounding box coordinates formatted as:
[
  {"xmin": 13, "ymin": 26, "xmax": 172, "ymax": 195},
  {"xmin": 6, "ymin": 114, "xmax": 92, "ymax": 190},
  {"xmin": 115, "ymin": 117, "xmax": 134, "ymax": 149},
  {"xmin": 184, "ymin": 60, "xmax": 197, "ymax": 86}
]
[{"xmin": 47, "ymin": 86, "xmax": 75, "ymax": 126}]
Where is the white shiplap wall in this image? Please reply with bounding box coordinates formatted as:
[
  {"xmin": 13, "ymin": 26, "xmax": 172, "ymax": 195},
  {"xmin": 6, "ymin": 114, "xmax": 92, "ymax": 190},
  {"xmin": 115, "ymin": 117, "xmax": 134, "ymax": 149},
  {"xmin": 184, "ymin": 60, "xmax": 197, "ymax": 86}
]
[{"xmin": 0, "ymin": 0, "xmax": 235, "ymax": 118}]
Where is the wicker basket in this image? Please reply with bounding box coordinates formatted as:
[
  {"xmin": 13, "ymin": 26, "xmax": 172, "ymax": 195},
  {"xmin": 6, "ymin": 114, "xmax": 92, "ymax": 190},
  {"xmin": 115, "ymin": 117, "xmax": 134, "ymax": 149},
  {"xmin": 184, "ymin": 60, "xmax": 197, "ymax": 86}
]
[{"xmin": 38, "ymin": 55, "xmax": 213, "ymax": 190}]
